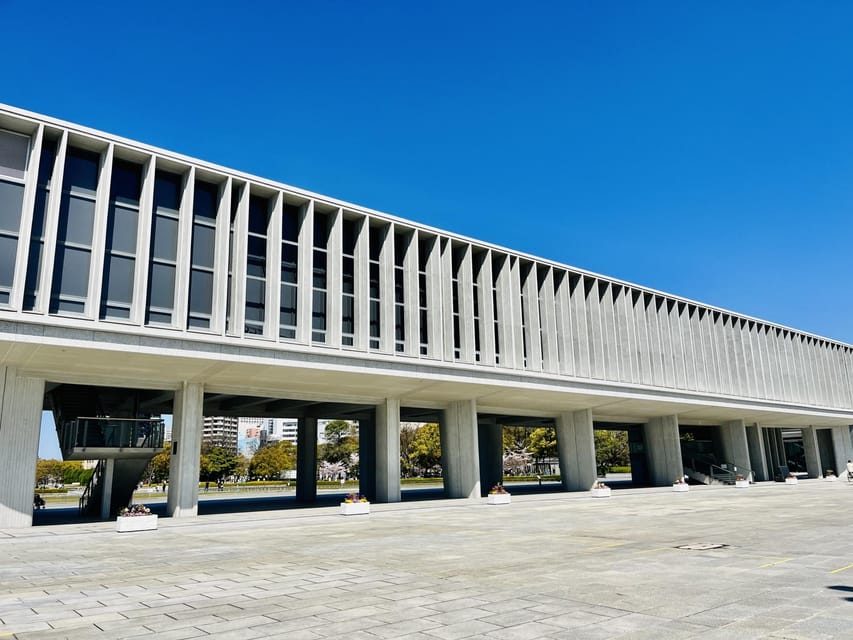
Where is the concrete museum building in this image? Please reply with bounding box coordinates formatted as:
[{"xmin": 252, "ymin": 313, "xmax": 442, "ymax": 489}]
[{"xmin": 0, "ymin": 103, "xmax": 851, "ymax": 529}]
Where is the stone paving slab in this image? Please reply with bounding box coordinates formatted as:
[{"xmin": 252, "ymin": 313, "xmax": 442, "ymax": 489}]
[{"xmin": 3, "ymin": 481, "xmax": 853, "ymax": 638}]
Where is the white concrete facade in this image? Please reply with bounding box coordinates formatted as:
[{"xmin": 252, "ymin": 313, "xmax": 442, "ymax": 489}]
[{"xmin": 0, "ymin": 104, "xmax": 852, "ymax": 527}]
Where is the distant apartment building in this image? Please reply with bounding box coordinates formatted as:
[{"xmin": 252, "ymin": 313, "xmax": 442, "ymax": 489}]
[{"xmin": 202, "ymin": 416, "xmax": 239, "ymax": 453}]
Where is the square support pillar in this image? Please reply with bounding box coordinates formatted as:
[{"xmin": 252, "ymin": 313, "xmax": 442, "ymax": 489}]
[
  {"xmin": 644, "ymin": 415, "xmax": 683, "ymax": 486},
  {"xmin": 358, "ymin": 416, "xmax": 376, "ymax": 501},
  {"xmin": 801, "ymin": 426, "xmax": 822, "ymax": 478},
  {"xmin": 100, "ymin": 458, "xmax": 115, "ymax": 520},
  {"xmin": 296, "ymin": 417, "xmax": 318, "ymax": 502},
  {"xmin": 477, "ymin": 420, "xmax": 503, "ymax": 497},
  {"xmin": 720, "ymin": 419, "xmax": 752, "ymax": 480},
  {"xmin": 0, "ymin": 369, "xmax": 46, "ymax": 528},
  {"xmin": 746, "ymin": 424, "xmax": 768, "ymax": 481},
  {"xmin": 375, "ymin": 399, "xmax": 401, "ymax": 503},
  {"xmin": 830, "ymin": 425, "xmax": 853, "ymax": 478},
  {"xmin": 440, "ymin": 399, "xmax": 480, "ymax": 499},
  {"xmin": 167, "ymin": 382, "xmax": 203, "ymax": 518},
  {"xmin": 555, "ymin": 409, "xmax": 596, "ymax": 491}
]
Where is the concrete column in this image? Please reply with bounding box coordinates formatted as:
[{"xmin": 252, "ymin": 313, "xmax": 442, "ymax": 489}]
[
  {"xmin": 375, "ymin": 399, "xmax": 401, "ymax": 502},
  {"xmin": 440, "ymin": 399, "xmax": 480, "ymax": 499},
  {"xmin": 801, "ymin": 426, "xmax": 822, "ymax": 478},
  {"xmin": 746, "ymin": 424, "xmax": 768, "ymax": 481},
  {"xmin": 644, "ymin": 415, "xmax": 683, "ymax": 486},
  {"xmin": 720, "ymin": 419, "xmax": 752, "ymax": 479},
  {"xmin": 167, "ymin": 382, "xmax": 203, "ymax": 517},
  {"xmin": 100, "ymin": 458, "xmax": 115, "ymax": 520},
  {"xmin": 0, "ymin": 369, "xmax": 46, "ymax": 528},
  {"xmin": 477, "ymin": 420, "xmax": 503, "ymax": 497},
  {"xmin": 555, "ymin": 409, "xmax": 596, "ymax": 491},
  {"xmin": 296, "ymin": 417, "xmax": 318, "ymax": 502},
  {"xmin": 358, "ymin": 416, "xmax": 376, "ymax": 501}
]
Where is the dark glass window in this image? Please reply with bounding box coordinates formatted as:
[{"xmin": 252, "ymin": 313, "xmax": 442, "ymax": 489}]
[
  {"xmin": 280, "ymin": 203, "xmax": 300, "ymax": 340},
  {"xmin": 187, "ymin": 181, "xmax": 219, "ymax": 329},
  {"xmin": 245, "ymin": 194, "xmax": 268, "ymax": 335},
  {"xmin": 51, "ymin": 147, "xmax": 100, "ymax": 315},
  {"xmin": 100, "ymin": 159, "xmax": 141, "ymax": 320},
  {"xmin": 146, "ymin": 170, "xmax": 182, "ymax": 324},
  {"xmin": 23, "ymin": 138, "xmax": 57, "ymax": 310}
]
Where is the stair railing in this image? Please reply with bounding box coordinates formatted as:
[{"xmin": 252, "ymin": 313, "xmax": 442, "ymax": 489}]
[{"xmin": 79, "ymin": 460, "xmax": 104, "ymax": 514}]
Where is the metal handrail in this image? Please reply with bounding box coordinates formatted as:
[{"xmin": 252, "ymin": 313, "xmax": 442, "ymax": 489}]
[
  {"xmin": 79, "ymin": 460, "xmax": 104, "ymax": 514},
  {"xmin": 688, "ymin": 456, "xmax": 754, "ymax": 484},
  {"xmin": 60, "ymin": 417, "xmax": 165, "ymax": 452}
]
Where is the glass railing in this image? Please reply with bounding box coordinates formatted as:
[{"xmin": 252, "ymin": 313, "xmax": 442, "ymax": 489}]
[{"xmin": 60, "ymin": 417, "xmax": 165, "ymax": 452}]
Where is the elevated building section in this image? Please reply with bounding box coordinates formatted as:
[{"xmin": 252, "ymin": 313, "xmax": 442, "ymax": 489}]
[{"xmin": 0, "ymin": 104, "xmax": 851, "ymax": 528}]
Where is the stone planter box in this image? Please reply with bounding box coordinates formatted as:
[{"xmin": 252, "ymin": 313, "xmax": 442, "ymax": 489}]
[
  {"xmin": 590, "ymin": 487, "xmax": 611, "ymax": 498},
  {"xmin": 340, "ymin": 501, "xmax": 370, "ymax": 516},
  {"xmin": 672, "ymin": 483, "xmax": 689, "ymax": 492},
  {"xmin": 825, "ymin": 475, "xmax": 838, "ymax": 482},
  {"xmin": 735, "ymin": 479, "xmax": 750, "ymax": 488},
  {"xmin": 116, "ymin": 514, "xmax": 158, "ymax": 533},
  {"xmin": 487, "ymin": 493, "xmax": 511, "ymax": 505},
  {"xmin": 785, "ymin": 477, "xmax": 798, "ymax": 485}
]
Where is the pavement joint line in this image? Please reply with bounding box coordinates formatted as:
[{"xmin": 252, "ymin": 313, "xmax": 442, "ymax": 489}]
[
  {"xmin": 829, "ymin": 563, "xmax": 853, "ymax": 574},
  {"xmin": 632, "ymin": 547, "xmax": 670, "ymax": 554},
  {"xmin": 760, "ymin": 558, "xmax": 794, "ymax": 568}
]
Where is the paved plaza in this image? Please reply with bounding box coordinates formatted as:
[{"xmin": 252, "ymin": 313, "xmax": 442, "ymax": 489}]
[{"xmin": 2, "ymin": 481, "xmax": 853, "ymax": 639}]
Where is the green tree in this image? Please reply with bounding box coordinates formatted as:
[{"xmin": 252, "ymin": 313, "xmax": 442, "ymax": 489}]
[
  {"xmin": 200, "ymin": 446, "xmax": 239, "ymax": 481},
  {"xmin": 594, "ymin": 430, "xmax": 630, "ymax": 476},
  {"xmin": 527, "ymin": 428, "xmax": 558, "ymax": 462},
  {"xmin": 400, "ymin": 424, "xmax": 418, "ymax": 477},
  {"xmin": 249, "ymin": 441, "xmax": 297, "ymax": 479},
  {"xmin": 144, "ymin": 444, "xmax": 171, "ymax": 484},
  {"xmin": 408, "ymin": 423, "xmax": 442, "ymax": 475},
  {"xmin": 319, "ymin": 420, "xmax": 358, "ymax": 465},
  {"xmin": 502, "ymin": 426, "xmax": 529, "ymax": 453},
  {"xmin": 35, "ymin": 459, "xmax": 64, "ymax": 487}
]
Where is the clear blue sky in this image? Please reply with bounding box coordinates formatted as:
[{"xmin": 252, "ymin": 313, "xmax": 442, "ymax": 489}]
[{"xmin": 5, "ymin": 2, "xmax": 851, "ymax": 455}]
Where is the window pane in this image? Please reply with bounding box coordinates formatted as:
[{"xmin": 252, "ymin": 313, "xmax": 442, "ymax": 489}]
[
  {"xmin": 193, "ymin": 181, "xmax": 218, "ymax": 221},
  {"xmin": 245, "ymin": 276, "xmax": 265, "ymax": 307},
  {"xmin": 149, "ymin": 262, "xmax": 175, "ymax": 310},
  {"xmin": 189, "ymin": 268, "xmax": 214, "ymax": 315},
  {"xmin": 108, "ymin": 204, "xmax": 138, "ymax": 254},
  {"xmin": 312, "ymin": 250, "xmax": 326, "ymax": 288},
  {"xmin": 312, "ymin": 290, "xmax": 326, "ymax": 331},
  {"xmin": 0, "ymin": 180, "xmax": 24, "ymax": 234},
  {"xmin": 191, "ymin": 222, "xmax": 215, "ymax": 268},
  {"xmin": 103, "ymin": 254, "xmax": 135, "ymax": 305},
  {"xmin": 110, "ymin": 160, "xmax": 142, "ymax": 206},
  {"xmin": 313, "ymin": 213, "xmax": 328, "ymax": 249},
  {"xmin": 53, "ymin": 246, "xmax": 90, "ymax": 298},
  {"xmin": 64, "ymin": 148, "xmax": 100, "ymax": 197},
  {"xmin": 151, "ymin": 214, "xmax": 178, "ymax": 260},
  {"xmin": 281, "ymin": 243, "xmax": 297, "ymax": 283},
  {"xmin": 0, "ymin": 130, "xmax": 29, "ymax": 181},
  {"xmin": 248, "ymin": 195, "xmax": 268, "ymax": 234},
  {"xmin": 153, "ymin": 172, "xmax": 182, "ymax": 214},
  {"xmin": 60, "ymin": 195, "xmax": 95, "ymax": 245},
  {"xmin": 0, "ymin": 235, "xmax": 17, "ymax": 289},
  {"xmin": 282, "ymin": 204, "xmax": 299, "ymax": 241}
]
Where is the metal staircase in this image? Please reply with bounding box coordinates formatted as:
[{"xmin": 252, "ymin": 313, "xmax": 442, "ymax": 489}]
[{"xmin": 683, "ymin": 455, "xmax": 753, "ymax": 485}]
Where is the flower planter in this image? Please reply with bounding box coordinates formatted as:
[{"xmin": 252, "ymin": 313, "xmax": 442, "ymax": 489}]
[
  {"xmin": 487, "ymin": 493, "xmax": 511, "ymax": 505},
  {"xmin": 735, "ymin": 479, "xmax": 750, "ymax": 488},
  {"xmin": 340, "ymin": 501, "xmax": 370, "ymax": 516},
  {"xmin": 590, "ymin": 487, "xmax": 611, "ymax": 498},
  {"xmin": 825, "ymin": 475, "xmax": 837, "ymax": 482},
  {"xmin": 672, "ymin": 483, "xmax": 689, "ymax": 492},
  {"xmin": 116, "ymin": 514, "xmax": 158, "ymax": 533},
  {"xmin": 785, "ymin": 477, "xmax": 798, "ymax": 485}
]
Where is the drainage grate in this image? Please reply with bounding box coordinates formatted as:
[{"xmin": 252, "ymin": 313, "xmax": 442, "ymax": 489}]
[{"xmin": 676, "ymin": 543, "xmax": 729, "ymax": 551}]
